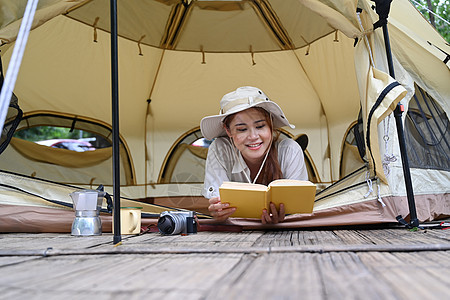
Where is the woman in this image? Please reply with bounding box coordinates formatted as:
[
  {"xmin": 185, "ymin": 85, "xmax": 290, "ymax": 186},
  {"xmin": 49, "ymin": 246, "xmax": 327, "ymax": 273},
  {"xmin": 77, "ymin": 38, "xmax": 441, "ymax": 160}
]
[{"xmin": 200, "ymin": 86, "xmax": 308, "ymax": 224}]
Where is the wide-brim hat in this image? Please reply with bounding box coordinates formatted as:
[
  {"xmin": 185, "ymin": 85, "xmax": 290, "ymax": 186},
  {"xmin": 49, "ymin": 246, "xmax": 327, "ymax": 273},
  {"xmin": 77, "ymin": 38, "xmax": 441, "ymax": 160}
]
[{"xmin": 200, "ymin": 86, "xmax": 293, "ymax": 140}]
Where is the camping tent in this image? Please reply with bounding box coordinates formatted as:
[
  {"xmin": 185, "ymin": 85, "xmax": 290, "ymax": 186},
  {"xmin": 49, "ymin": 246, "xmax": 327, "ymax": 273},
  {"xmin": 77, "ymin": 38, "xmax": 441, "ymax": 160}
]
[{"xmin": 0, "ymin": 0, "xmax": 448, "ymax": 232}]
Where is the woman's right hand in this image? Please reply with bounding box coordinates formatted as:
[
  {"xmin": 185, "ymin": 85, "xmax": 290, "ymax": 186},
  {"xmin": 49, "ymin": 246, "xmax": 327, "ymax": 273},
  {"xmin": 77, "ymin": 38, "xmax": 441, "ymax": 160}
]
[{"xmin": 208, "ymin": 196, "xmax": 236, "ymax": 222}]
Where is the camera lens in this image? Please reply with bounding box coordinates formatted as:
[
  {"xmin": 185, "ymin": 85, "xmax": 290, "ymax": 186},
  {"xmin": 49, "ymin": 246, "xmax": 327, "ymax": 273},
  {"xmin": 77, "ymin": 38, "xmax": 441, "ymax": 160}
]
[
  {"xmin": 157, "ymin": 216, "xmax": 176, "ymax": 235},
  {"xmin": 157, "ymin": 213, "xmax": 185, "ymax": 235}
]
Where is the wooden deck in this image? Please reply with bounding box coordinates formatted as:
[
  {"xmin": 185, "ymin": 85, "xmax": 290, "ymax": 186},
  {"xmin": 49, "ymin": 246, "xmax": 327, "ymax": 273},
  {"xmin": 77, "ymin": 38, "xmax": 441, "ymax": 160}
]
[{"xmin": 1, "ymin": 225, "xmax": 449, "ymax": 299}]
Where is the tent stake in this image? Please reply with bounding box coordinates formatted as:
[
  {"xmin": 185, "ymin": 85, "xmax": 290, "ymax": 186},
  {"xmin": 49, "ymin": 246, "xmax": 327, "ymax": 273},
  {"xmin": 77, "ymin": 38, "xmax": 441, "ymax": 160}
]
[
  {"xmin": 110, "ymin": 0, "xmax": 121, "ymax": 244},
  {"xmin": 375, "ymin": 0, "xmax": 419, "ymax": 228}
]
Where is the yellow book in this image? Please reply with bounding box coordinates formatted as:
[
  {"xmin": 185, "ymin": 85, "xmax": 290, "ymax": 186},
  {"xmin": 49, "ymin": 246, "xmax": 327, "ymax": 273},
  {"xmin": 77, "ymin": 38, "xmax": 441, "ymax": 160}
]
[{"xmin": 219, "ymin": 179, "xmax": 316, "ymax": 218}]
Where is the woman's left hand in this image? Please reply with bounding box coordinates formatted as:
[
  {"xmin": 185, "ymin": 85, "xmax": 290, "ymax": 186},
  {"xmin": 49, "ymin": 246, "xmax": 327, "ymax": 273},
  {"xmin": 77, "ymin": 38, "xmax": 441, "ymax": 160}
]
[{"xmin": 261, "ymin": 202, "xmax": 285, "ymax": 224}]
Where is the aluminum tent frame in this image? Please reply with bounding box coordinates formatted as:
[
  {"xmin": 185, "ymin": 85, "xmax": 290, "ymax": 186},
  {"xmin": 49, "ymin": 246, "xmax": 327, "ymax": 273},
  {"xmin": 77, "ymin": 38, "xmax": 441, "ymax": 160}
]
[{"xmin": 371, "ymin": 0, "xmax": 419, "ymax": 228}]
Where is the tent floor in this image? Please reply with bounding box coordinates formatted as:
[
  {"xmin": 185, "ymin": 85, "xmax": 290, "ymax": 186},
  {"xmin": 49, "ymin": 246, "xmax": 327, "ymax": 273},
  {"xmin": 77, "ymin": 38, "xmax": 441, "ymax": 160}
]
[{"xmin": 1, "ymin": 225, "xmax": 449, "ymax": 299}]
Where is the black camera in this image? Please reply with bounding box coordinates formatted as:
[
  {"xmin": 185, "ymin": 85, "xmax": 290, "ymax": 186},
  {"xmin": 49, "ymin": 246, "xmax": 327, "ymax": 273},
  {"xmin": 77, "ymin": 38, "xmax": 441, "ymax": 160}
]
[{"xmin": 157, "ymin": 211, "xmax": 197, "ymax": 235}]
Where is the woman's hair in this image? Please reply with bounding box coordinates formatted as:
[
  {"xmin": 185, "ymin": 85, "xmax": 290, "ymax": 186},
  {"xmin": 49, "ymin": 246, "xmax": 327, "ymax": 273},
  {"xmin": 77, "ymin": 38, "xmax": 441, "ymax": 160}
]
[{"xmin": 223, "ymin": 107, "xmax": 283, "ymax": 185}]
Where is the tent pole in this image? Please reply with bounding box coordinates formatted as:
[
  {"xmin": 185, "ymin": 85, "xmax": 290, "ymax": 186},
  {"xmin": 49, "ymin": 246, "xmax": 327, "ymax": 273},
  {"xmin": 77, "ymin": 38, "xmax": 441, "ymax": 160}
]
[
  {"xmin": 376, "ymin": 3, "xmax": 419, "ymax": 227},
  {"xmin": 0, "ymin": 0, "xmax": 38, "ymax": 137},
  {"xmin": 110, "ymin": 0, "xmax": 121, "ymax": 244}
]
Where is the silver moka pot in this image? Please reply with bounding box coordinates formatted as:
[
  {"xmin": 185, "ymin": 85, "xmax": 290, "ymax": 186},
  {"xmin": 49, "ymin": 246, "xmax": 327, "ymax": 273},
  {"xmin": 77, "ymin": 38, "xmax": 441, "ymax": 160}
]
[{"xmin": 70, "ymin": 189, "xmax": 107, "ymax": 236}]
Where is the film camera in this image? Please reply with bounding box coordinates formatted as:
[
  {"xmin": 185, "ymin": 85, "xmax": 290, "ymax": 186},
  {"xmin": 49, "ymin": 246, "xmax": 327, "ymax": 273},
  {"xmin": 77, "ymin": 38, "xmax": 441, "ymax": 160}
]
[{"xmin": 157, "ymin": 211, "xmax": 197, "ymax": 235}]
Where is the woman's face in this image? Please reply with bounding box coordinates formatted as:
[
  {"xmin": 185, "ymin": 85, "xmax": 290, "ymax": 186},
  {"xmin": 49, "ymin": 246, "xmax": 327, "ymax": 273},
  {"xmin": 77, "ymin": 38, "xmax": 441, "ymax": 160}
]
[{"xmin": 225, "ymin": 108, "xmax": 272, "ymax": 165}]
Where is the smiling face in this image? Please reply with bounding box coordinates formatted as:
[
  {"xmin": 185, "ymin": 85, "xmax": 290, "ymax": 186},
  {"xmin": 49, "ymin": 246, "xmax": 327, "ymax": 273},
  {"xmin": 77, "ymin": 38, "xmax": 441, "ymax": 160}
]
[{"xmin": 224, "ymin": 108, "xmax": 273, "ymax": 166}]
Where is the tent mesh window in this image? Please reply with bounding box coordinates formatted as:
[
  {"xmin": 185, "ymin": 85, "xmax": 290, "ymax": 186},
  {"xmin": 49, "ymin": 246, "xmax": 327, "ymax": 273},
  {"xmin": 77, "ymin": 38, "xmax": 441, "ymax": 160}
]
[
  {"xmin": 0, "ymin": 93, "xmax": 22, "ymax": 155},
  {"xmin": 1, "ymin": 113, "xmax": 135, "ymax": 185},
  {"xmin": 340, "ymin": 113, "xmax": 367, "ymax": 179},
  {"xmin": 13, "ymin": 114, "xmax": 113, "ymax": 149},
  {"xmin": 159, "ymin": 128, "xmax": 211, "ymax": 184},
  {"xmin": 404, "ymin": 85, "xmax": 450, "ymax": 171}
]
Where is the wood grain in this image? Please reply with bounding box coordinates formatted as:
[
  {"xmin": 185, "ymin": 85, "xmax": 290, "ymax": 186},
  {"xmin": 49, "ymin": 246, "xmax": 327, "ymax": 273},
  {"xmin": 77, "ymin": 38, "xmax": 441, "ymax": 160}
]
[{"xmin": 0, "ymin": 227, "xmax": 449, "ymax": 299}]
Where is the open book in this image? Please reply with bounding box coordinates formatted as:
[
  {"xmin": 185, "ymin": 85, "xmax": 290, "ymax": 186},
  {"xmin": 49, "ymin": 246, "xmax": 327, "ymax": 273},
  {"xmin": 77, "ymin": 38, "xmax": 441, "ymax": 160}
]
[{"xmin": 219, "ymin": 179, "xmax": 316, "ymax": 218}]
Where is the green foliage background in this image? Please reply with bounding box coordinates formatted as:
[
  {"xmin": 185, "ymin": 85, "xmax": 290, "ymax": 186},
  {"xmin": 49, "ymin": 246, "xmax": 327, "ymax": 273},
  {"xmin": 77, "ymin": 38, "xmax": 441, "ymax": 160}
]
[
  {"xmin": 15, "ymin": 126, "xmax": 90, "ymax": 142},
  {"xmin": 412, "ymin": 0, "xmax": 450, "ymax": 42}
]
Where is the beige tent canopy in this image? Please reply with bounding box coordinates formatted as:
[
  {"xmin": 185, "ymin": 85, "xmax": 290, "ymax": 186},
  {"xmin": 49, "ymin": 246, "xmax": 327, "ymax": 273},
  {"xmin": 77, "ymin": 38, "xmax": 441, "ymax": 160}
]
[{"xmin": 0, "ymin": 0, "xmax": 448, "ymax": 231}]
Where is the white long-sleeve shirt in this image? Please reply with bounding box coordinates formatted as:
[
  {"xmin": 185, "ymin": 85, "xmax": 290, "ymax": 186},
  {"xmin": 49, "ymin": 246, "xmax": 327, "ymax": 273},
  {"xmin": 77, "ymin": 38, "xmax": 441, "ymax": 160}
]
[{"xmin": 203, "ymin": 137, "xmax": 308, "ymax": 198}]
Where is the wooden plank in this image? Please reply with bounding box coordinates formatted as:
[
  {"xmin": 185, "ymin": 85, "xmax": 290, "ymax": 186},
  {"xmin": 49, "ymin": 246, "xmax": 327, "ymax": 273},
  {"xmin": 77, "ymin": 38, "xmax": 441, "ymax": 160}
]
[
  {"xmin": 0, "ymin": 256, "xmax": 37, "ymax": 267},
  {"xmin": 2, "ymin": 251, "xmax": 447, "ymax": 299},
  {"xmin": 252, "ymin": 230, "xmax": 345, "ymax": 247},
  {"xmin": 252, "ymin": 230, "xmax": 294, "ymax": 247},
  {"xmin": 315, "ymin": 252, "xmax": 399, "ymax": 299},
  {"xmin": 0, "ymin": 233, "xmax": 113, "ymax": 251},
  {"xmin": 1, "ymin": 289, "xmax": 206, "ymax": 300},
  {"xmin": 0, "ymin": 230, "xmax": 449, "ymax": 299},
  {"xmin": 420, "ymin": 228, "xmax": 450, "ymax": 242},
  {"xmin": 92, "ymin": 231, "xmax": 265, "ymax": 251},
  {"xmin": 357, "ymin": 251, "xmax": 450, "ymax": 298},
  {"xmin": 206, "ymin": 252, "xmax": 402, "ymax": 299},
  {"xmin": 128, "ymin": 230, "xmax": 264, "ymax": 244},
  {"xmin": 0, "ymin": 253, "xmax": 244, "ymax": 298},
  {"xmin": 0, "ymin": 232, "xmax": 266, "ymax": 253},
  {"xmin": 296, "ymin": 230, "xmax": 344, "ymax": 246},
  {"xmin": 335, "ymin": 229, "xmax": 450, "ymax": 245},
  {"xmin": 205, "ymin": 253, "xmax": 325, "ymax": 299},
  {"xmin": 2, "ymin": 230, "xmax": 449, "ymax": 255},
  {"xmin": 332, "ymin": 230, "xmax": 377, "ymax": 245}
]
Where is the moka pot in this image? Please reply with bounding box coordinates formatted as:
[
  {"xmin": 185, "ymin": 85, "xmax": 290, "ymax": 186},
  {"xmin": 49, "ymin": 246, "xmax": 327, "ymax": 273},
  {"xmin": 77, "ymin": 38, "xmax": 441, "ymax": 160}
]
[{"xmin": 70, "ymin": 189, "xmax": 105, "ymax": 236}]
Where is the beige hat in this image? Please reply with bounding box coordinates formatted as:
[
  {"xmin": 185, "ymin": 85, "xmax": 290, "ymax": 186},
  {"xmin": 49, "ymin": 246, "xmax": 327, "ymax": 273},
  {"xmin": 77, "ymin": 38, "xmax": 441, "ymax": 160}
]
[{"xmin": 200, "ymin": 86, "xmax": 293, "ymax": 140}]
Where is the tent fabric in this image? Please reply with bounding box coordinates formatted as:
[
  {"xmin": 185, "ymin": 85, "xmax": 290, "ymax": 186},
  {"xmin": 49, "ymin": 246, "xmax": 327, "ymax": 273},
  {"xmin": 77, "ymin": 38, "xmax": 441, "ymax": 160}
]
[
  {"xmin": 0, "ymin": 0, "xmax": 82, "ymax": 44},
  {"xmin": 187, "ymin": 145, "xmax": 208, "ymax": 160},
  {"xmin": 0, "ymin": 0, "xmax": 448, "ymax": 231},
  {"xmin": 0, "ymin": 204, "xmax": 149, "ymax": 233},
  {"xmin": 340, "ymin": 143, "xmax": 365, "ymax": 179},
  {"xmin": 3, "ymin": 137, "xmax": 135, "ymax": 186},
  {"xmin": 10, "ymin": 137, "xmax": 112, "ymax": 168},
  {"xmin": 62, "ymin": 0, "xmax": 363, "ymax": 52},
  {"xmin": 365, "ymin": 67, "xmax": 407, "ymax": 183},
  {"xmin": 0, "ymin": 164, "xmax": 447, "ymax": 232},
  {"xmin": 228, "ymin": 194, "xmax": 449, "ymax": 229},
  {"xmin": 159, "ymin": 143, "xmax": 207, "ymax": 183},
  {"xmin": 0, "ymin": 191, "xmax": 447, "ymax": 232}
]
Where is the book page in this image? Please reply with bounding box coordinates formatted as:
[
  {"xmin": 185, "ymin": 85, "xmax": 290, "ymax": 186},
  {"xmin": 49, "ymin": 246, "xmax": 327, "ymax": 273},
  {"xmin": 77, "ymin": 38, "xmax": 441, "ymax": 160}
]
[
  {"xmin": 218, "ymin": 180, "xmax": 316, "ymax": 218},
  {"xmin": 268, "ymin": 180, "xmax": 316, "ymax": 214},
  {"xmin": 219, "ymin": 182, "xmax": 267, "ymax": 218},
  {"xmin": 269, "ymin": 179, "xmax": 315, "ymax": 186},
  {"xmin": 220, "ymin": 181, "xmax": 268, "ymax": 191}
]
